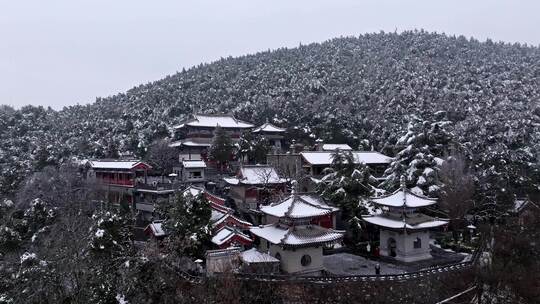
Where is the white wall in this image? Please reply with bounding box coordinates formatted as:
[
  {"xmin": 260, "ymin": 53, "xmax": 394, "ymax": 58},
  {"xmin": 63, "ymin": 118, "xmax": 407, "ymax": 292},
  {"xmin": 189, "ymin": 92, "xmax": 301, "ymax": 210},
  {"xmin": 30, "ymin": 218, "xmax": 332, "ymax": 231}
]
[
  {"xmin": 380, "ymin": 229, "xmax": 432, "ymax": 263},
  {"xmin": 268, "ymin": 244, "xmax": 323, "ymax": 274}
]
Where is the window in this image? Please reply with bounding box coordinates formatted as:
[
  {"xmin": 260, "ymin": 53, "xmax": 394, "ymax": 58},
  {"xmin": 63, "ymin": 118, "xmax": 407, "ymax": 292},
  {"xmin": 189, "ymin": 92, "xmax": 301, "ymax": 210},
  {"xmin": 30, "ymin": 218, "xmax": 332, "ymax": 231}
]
[
  {"xmin": 189, "ymin": 171, "xmax": 202, "ymax": 179},
  {"xmin": 300, "ymin": 254, "xmax": 312, "ymax": 266},
  {"xmin": 413, "ymin": 237, "xmax": 422, "ymax": 249},
  {"xmin": 275, "ymin": 252, "xmax": 281, "ymax": 261}
]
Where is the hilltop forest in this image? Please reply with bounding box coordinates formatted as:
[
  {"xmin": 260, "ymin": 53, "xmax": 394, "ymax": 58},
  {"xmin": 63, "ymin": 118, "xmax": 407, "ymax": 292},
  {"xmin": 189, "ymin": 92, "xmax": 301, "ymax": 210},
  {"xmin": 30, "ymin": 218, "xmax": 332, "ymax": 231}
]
[{"xmin": 1, "ymin": 30, "xmax": 539, "ymax": 202}]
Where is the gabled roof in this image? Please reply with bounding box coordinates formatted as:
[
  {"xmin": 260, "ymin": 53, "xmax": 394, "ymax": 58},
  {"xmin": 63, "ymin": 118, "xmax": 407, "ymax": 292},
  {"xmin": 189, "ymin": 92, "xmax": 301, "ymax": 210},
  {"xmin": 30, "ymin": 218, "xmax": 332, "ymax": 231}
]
[
  {"xmin": 300, "ymin": 151, "xmax": 393, "ymax": 166},
  {"xmin": 144, "ymin": 221, "xmax": 167, "ymax": 237},
  {"xmin": 183, "ymin": 185, "xmax": 205, "ymax": 197},
  {"xmin": 240, "ymin": 248, "xmax": 279, "ymax": 263},
  {"xmin": 322, "ymin": 144, "xmax": 352, "ymax": 151},
  {"xmin": 253, "ymin": 122, "xmax": 286, "ymax": 133},
  {"xmin": 370, "ymin": 188, "xmax": 437, "ymax": 208},
  {"xmin": 511, "ymin": 198, "xmax": 540, "ymax": 214},
  {"xmin": 211, "ymin": 226, "xmax": 253, "ymax": 246},
  {"xmin": 174, "ymin": 114, "xmax": 254, "ymax": 129},
  {"xmin": 224, "ymin": 165, "xmax": 287, "ymax": 185},
  {"xmin": 88, "ymin": 160, "xmax": 151, "ymax": 170},
  {"xmin": 211, "ymin": 208, "xmax": 228, "ymax": 223},
  {"xmin": 250, "ymin": 224, "xmax": 344, "ymax": 247},
  {"xmin": 260, "ymin": 193, "xmax": 339, "ymax": 219},
  {"xmin": 362, "ymin": 214, "xmax": 448, "ymax": 231},
  {"xmin": 213, "ymin": 213, "xmax": 252, "ymax": 228}
]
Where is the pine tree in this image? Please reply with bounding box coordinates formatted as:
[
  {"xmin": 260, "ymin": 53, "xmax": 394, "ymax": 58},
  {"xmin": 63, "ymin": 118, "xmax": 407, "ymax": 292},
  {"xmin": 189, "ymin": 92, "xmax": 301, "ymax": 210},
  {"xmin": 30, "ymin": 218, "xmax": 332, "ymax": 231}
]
[
  {"xmin": 160, "ymin": 192, "xmax": 212, "ymax": 259},
  {"xmin": 209, "ymin": 126, "xmax": 234, "ymax": 171},
  {"xmin": 380, "ymin": 115, "xmax": 454, "ymax": 196},
  {"xmin": 318, "ymin": 150, "xmax": 376, "ymax": 249},
  {"xmin": 87, "ymin": 209, "xmax": 135, "ymax": 303}
]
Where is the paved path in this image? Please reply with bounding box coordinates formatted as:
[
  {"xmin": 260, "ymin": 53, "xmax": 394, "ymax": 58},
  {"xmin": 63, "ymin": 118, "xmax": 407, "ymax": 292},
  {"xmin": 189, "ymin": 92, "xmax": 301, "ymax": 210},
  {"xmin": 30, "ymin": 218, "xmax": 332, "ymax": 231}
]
[
  {"xmin": 323, "ymin": 249, "xmax": 467, "ymax": 276},
  {"xmin": 323, "ymin": 253, "xmax": 407, "ymax": 275}
]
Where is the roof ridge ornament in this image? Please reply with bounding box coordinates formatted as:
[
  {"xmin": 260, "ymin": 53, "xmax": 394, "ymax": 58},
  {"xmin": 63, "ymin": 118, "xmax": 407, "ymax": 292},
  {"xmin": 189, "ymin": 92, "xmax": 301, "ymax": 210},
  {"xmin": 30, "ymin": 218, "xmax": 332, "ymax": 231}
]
[{"xmin": 400, "ymin": 175, "xmax": 408, "ymax": 206}]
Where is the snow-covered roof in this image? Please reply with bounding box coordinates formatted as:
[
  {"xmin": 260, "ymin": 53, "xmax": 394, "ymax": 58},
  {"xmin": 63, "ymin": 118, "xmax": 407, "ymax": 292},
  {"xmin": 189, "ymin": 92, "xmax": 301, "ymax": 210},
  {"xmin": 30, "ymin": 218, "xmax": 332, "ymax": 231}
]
[
  {"xmin": 174, "ymin": 114, "xmax": 254, "ymax": 129},
  {"xmin": 370, "ymin": 188, "xmax": 437, "ymax": 208},
  {"xmin": 300, "ymin": 151, "xmax": 393, "ymax": 166},
  {"xmin": 240, "ymin": 248, "xmax": 279, "ymax": 263},
  {"xmin": 253, "ymin": 122, "xmax": 286, "ymax": 133},
  {"xmin": 510, "ymin": 198, "xmax": 540, "ymax": 213},
  {"xmin": 182, "ymin": 160, "xmax": 207, "ymax": 168},
  {"xmin": 211, "ymin": 226, "xmax": 253, "ymax": 246},
  {"xmin": 212, "ymin": 212, "xmax": 253, "ymax": 229},
  {"xmin": 223, "ymin": 177, "xmax": 240, "ymax": 185},
  {"xmin": 224, "ymin": 165, "xmax": 287, "ymax": 185},
  {"xmin": 88, "ymin": 160, "xmax": 150, "ymax": 170},
  {"xmin": 322, "ymin": 144, "xmax": 352, "ymax": 151},
  {"xmin": 250, "ymin": 224, "xmax": 344, "ymax": 247},
  {"xmin": 169, "ymin": 139, "xmax": 212, "ymax": 148},
  {"xmin": 260, "ymin": 193, "xmax": 339, "ymax": 219},
  {"xmin": 211, "ymin": 208, "xmax": 228, "ymax": 223},
  {"xmin": 145, "ymin": 221, "xmax": 166, "ymax": 237},
  {"xmin": 183, "ymin": 185, "xmax": 204, "ymax": 197},
  {"xmin": 362, "ymin": 214, "xmax": 448, "ymax": 230}
]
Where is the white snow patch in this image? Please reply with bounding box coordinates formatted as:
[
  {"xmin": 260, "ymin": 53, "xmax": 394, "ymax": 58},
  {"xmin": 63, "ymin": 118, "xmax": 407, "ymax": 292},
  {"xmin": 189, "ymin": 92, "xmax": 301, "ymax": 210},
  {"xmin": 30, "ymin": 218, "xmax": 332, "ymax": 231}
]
[
  {"xmin": 116, "ymin": 294, "xmax": 128, "ymax": 304},
  {"xmin": 95, "ymin": 229, "xmax": 105, "ymax": 238},
  {"xmin": 20, "ymin": 252, "xmax": 37, "ymax": 264}
]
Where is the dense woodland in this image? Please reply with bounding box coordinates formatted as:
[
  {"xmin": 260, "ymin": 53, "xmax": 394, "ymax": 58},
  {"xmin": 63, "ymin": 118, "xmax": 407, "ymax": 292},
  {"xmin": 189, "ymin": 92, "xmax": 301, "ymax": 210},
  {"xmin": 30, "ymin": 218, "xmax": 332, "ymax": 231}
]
[
  {"xmin": 1, "ymin": 30, "xmax": 540, "ymax": 303},
  {"xmin": 1, "ymin": 30, "xmax": 539, "ymax": 199}
]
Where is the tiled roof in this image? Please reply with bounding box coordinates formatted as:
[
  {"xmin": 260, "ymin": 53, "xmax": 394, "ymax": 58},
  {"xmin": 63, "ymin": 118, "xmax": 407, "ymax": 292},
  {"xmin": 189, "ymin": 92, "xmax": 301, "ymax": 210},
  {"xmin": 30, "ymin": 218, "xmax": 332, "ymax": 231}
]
[
  {"xmin": 88, "ymin": 160, "xmax": 150, "ymax": 170},
  {"xmin": 370, "ymin": 188, "xmax": 437, "ymax": 208},
  {"xmin": 300, "ymin": 151, "xmax": 393, "ymax": 166},
  {"xmin": 240, "ymin": 248, "xmax": 279, "ymax": 263},
  {"xmin": 224, "ymin": 165, "xmax": 287, "ymax": 185},
  {"xmin": 174, "ymin": 114, "xmax": 254, "ymax": 129},
  {"xmin": 145, "ymin": 221, "xmax": 167, "ymax": 237},
  {"xmin": 253, "ymin": 122, "xmax": 286, "ymax": 133},
  {"xmin": 322, "ymin": 144, "xmax": 352, "ymax": 151},
  {"xmin": 250, "ymin": 224, "xmax": 344, "ymax": 247},
  {"xmin": 260, "ymin": 193, "xmax": 338, "ymax": 219},
  {"xmin": 211, "ymin": 226, "xmax": 253, "ymax": 246},
  {"xmin": 362, "ymin": 214, "xmax": 448, "ymax": 230}
]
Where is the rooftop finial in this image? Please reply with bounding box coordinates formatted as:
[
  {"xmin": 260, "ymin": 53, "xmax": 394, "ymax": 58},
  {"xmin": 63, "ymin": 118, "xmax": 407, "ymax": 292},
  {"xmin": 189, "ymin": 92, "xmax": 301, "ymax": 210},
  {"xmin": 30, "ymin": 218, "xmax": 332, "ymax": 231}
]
[
  {"xmin": 400, "ymin": 175, "xmax": 407, "ymax": 207},
  {"xmin": 400, "ymin": 175, "xmax": 407, "ymax": 191},
  {"xmin": 291, "ymin": 180, "xmax": 298, "ymax": 195}
]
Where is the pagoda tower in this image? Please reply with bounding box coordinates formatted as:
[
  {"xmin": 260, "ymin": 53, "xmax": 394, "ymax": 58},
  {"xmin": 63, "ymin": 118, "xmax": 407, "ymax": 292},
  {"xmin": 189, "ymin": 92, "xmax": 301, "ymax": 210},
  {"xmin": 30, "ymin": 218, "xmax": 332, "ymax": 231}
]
[
  {"xmin": 362, "ymin": 178, "xmax": 448, "ymax": 262},
  {"xmin": 250, "ymin": 193, "xmax": 344, "ymax": 274}
]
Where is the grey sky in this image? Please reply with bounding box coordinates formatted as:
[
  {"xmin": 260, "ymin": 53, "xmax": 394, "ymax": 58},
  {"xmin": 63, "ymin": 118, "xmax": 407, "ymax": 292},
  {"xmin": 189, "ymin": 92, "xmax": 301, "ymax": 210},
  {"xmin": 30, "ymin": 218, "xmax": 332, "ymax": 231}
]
[{"xmin": 1, "ymin": 0, "xmax": 539, "ymax": 110}]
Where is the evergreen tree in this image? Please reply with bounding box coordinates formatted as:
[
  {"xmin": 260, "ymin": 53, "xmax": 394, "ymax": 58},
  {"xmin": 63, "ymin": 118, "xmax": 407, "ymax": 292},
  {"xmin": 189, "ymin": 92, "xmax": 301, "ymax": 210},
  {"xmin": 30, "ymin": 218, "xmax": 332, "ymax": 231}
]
[
  {"xmin": 87, "ymin": 209, "xmax": 135, "ymax": 303},
  {"xmin": 160, "ymin": 192, "xmax": 212, "ymax": 259},
  {"xmin": 380, "ymin": 115, "xmax": 454, "ymax": 196},
  {"xmin": 209, "ymin": 126, "xmax": 234, "ymax": 171},
  {"xmin": 318, "ymin": 150, "xmax": 376, "ymax": 249}
]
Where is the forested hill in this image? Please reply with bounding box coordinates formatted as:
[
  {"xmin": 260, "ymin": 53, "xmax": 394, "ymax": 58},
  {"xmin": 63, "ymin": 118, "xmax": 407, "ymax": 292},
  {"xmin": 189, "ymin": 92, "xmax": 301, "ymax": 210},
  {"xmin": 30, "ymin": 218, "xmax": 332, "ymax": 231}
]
[{"xmin": 1, "ymin": 30, "xmax": 540, "ymax": 196}]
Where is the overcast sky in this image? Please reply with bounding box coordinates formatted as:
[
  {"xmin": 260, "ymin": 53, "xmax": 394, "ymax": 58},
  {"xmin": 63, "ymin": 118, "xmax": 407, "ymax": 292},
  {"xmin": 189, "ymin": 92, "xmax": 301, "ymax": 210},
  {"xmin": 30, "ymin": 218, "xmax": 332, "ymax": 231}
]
[{"xmin": 1, "ymin": 0, "xmax": 539, "ymax": 110}]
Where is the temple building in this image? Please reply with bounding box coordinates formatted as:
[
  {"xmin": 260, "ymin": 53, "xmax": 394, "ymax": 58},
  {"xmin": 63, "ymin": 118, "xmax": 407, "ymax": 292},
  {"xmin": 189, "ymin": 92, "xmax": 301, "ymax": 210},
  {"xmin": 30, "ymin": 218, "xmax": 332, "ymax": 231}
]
[
  {"xmin": 252, "ymin": 122, "xmax": 286, "ymax": 153},
  {"xmin": 362, "ymin": 179, "xmax": 448, "ymax": 263},
  {"xmin": 172, "ymin": 159, "xmax": 207, "ymax": 184},
  {"xmin": 170, "ymin": 113, "xmax": 254, "ymax": 162},
  {"xmin": 250, "ymin": 193, "xmax": 343, "ymax": 275},
  {"xmin": 223, "ymin": 165, "xmax": 288, "ymax": 213},
  {"xmin": 85, "ymin": 160, "xmax": 152, "ymax": 209},
  {"xmin": 300, "ymin": 151, "xmax": 393, "ymax": 179}
]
